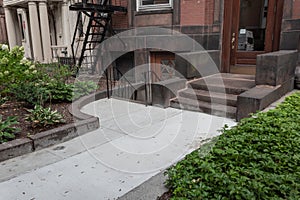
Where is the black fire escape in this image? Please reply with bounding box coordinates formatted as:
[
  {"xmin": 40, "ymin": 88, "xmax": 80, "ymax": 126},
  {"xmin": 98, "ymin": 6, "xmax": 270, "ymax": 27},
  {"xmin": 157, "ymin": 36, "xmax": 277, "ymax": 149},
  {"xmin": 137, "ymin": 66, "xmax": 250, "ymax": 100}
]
[{"xmin": 69, "ymin": 0, "xmax": 127, "ymax": 74}]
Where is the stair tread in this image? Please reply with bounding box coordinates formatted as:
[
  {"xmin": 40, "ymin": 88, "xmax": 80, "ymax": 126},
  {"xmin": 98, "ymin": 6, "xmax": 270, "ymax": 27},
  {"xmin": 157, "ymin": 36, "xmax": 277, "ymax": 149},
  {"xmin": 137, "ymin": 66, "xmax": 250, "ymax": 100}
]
[
  {"xmin": 190, "ymin": 78, "xmax": 255, "ymax": 89},
  {"xmin": 180, "ymin": 88, "xmax": 237, "ymax": 101},
  {"xmin": 188, "ymin": 76, "xmax": 255, "ymax": 95},
  {"xmin": 212, "ymin": 73, "xmax": 255, "ymax": 80},
  {"xmin": 171, "ymin": 96, "xmax": 236, "ymax": 113}
]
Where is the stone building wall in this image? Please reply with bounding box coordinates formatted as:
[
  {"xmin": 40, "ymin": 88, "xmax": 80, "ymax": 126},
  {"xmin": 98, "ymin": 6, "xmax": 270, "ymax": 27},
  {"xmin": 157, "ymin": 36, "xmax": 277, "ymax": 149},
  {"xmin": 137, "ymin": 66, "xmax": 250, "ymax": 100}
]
[
  {"xmin": 280, "ymin": 0, "xmax": 300, "ymax": 63},
  {"xmin": 0, "ymin": 0, "xmax": 8, "ymax": 44}
]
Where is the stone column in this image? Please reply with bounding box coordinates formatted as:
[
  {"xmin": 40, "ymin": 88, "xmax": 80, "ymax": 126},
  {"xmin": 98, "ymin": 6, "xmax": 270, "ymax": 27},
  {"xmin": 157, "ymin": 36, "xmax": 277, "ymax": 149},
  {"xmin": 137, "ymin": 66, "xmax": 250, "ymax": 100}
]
[
  {"xmin": 28, "ymin": 1, "xmax": 43, "ymax": 61},
  {"xmin": 61, "ymin": 0, "xmax": 71, "ymax": 56},
  {"xmin": 4, "ymin": 7, "xmax": 18, "ymax": 49},
  {"xmin": 39, "ymin": 1, "xmax": 52, "ymax": 62}
]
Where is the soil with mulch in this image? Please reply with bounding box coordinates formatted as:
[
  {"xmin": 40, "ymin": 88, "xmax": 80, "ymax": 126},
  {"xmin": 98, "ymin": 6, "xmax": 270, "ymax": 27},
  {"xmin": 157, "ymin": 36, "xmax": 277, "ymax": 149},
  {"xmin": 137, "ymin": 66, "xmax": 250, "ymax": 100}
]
[
  {"xmin": 157, "ymin": 191, "xmax": 172, "ymax": 200},
  {"xmin": 0, "ymin": 77, "xmax": 110, "ymax": 141},
  {"xmin": 0, "ymin": 101, "xmax": 74, "ymax": 138}
]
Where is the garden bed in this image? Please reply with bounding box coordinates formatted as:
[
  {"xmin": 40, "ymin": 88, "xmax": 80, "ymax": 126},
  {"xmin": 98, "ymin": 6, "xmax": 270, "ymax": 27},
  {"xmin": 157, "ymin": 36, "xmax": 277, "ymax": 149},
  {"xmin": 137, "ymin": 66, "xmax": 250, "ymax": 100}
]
[
  {"xmin": 0, "ymin": 44, "xmax": 109, "ymax": 144},
  {"xmin": 0, "ymin": 101, "xmax": 73, "ymax": 138},
  {"xmin": 163, "ymin": 92, "xmax": 300, "ymax": 199}
]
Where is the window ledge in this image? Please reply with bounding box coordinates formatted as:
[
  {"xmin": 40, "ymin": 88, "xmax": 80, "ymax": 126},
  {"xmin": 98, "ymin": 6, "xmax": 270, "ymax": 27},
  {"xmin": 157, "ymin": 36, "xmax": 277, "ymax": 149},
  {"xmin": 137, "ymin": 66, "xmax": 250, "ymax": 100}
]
[{"xmin": 135, "ymin": 9, "xmax": 173, "ymax": 16}]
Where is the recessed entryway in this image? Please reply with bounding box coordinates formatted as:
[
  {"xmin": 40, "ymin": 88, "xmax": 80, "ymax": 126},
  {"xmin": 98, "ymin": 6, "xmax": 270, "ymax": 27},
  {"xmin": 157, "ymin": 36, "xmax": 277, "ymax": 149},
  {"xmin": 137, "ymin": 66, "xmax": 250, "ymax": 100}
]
[
  {"xmin": 230, "ymin": 64, "xmax": 256, "ymax": 75},
  {"xmin": 222, "ymin": 0, "xmax": 284, "ymax": 74}
]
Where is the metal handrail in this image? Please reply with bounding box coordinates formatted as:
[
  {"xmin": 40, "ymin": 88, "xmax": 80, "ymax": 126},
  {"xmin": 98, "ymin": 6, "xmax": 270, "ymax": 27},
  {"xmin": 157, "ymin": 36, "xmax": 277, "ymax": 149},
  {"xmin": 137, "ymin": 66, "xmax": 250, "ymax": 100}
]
[
  {"xmin": 148, "ymin": 70, "xmax": 161, "ymax": 82},
  {"xmin": 143, "ymin": 70, "xmax": 162, "ymax": 106},
  {"xmin": 115, "ymin": 68, "xmax": 137, "ymax": 91},
  {"xmin": 105, "ymin": 66, "xmax": 137, "ymax": 100}
]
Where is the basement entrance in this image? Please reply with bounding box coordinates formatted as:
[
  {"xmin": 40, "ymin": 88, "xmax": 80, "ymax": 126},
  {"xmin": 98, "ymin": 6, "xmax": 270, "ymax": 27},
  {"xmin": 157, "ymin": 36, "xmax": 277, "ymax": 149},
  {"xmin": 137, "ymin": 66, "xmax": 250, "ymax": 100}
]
[{"xmin": 222, "ymin": 0, "xmax": 284, "ymax": 74}]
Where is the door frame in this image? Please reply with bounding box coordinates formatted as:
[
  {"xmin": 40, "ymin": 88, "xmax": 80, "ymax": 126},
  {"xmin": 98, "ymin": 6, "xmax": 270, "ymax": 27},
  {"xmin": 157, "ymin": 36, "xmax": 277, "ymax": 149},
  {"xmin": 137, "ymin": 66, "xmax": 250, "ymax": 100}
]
[{"xmin": 221, "ymin": 0, "xmax": 284, "ymax": 72}]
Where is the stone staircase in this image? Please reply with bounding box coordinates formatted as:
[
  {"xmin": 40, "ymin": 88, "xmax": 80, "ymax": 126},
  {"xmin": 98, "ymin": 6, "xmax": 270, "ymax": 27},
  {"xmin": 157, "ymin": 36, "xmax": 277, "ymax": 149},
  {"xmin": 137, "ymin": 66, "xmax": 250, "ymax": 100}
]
[{"xmin": 170, "ymin": 73, "xmax": 256, "ymax": 119}]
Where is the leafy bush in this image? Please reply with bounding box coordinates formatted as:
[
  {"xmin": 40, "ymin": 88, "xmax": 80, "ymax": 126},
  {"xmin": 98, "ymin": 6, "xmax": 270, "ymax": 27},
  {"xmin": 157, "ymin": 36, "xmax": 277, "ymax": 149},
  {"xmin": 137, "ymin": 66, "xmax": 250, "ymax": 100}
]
[
  {"xmin": 72, "ymin": 81, "xmax": 98, "ymax": 100},
  {"xmin": 166, "ymin": 92, "xmax": 300, "ymax": 200},
  {"xmin": 46, "ymin": 81, "xmax": 73, "ymax": 102},
  {"xmin": 11, "ymin": 82, "xmax": 50, "ymax": 106},
  {"xmin": 37, "ymin": 63, "xmax": 73, "ymax": 82},
  {"xmin": 0, "ymin": 95, "xmax": 8, "ymax": 106},
  {"xmin": 0, "ymin": 115, "xmax": 19, "ymax": 143},
  {"xmin": 25, "ymin": 105, "xmax": 66, "ymax": 127},
  {"xmin": 11, "ymin": 80, "xmax": 98, "ymax": 106},
  {"xmin": 0, "ymin": 44, "xmax": 98, "ymax": 105},
  {"xmin": 0, "ymin": 45, "xmax": 48, "ymax": 98}
]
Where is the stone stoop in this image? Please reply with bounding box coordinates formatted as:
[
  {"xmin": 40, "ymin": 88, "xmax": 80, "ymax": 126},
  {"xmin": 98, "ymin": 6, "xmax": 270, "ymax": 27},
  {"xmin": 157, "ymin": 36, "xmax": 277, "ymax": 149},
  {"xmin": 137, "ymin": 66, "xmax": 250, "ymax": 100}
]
[{"xmin": 170, "ymin": 73, "xmax": 256, "ymax": 119}]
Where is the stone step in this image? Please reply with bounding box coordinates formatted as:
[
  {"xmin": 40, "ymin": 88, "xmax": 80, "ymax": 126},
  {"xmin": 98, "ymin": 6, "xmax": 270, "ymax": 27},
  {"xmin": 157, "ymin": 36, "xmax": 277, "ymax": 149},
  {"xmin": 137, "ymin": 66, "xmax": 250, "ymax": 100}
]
[
  {"xmin": 213, "ymin": 73, "xmax": 255, "ymax": 80},
  {"xmin": 179, "ymin": 88, "xmax": 238, "ymax": 107},
  {"xmin": 188, "ymin": 76, "xmax": 255, "ymax": 95},
  {"xmin": 170, "ymin": 97, "xmax": 236, "ymax": 119}
]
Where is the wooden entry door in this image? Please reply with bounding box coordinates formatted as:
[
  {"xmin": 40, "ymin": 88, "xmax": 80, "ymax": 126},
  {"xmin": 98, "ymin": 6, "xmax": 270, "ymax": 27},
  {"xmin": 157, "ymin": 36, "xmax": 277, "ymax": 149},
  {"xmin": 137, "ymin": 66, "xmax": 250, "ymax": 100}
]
[
  {"xmin": 222, "ymin": 0, "xmax": 283, "ymax": 72},
  {"xmin": 150, "ymin": 52, "xmax": 175, "ymax": 82}
]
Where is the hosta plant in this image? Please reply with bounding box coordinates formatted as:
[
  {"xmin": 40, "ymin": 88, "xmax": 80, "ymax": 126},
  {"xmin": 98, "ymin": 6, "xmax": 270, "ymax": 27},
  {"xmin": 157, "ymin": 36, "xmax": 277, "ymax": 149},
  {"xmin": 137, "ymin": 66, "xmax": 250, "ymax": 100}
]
[
  {"xmin": 0, "ymin": 115, "xmax": 20, "ymax": 143},
  {"xmin": 25, "ymin": 105, "xmax": 66, "ymax": 127}
]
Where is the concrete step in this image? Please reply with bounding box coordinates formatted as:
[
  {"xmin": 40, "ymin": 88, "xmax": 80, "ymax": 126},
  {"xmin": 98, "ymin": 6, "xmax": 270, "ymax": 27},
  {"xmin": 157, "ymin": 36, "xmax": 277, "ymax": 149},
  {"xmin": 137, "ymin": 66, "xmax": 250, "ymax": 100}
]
[
  {"xmin": 188, "ymin": 76, "xmax": 255, "ymax": 95},
  {"xmin": 170, "ymin": 97, "xmax": 236, "ymax": 119},
  {"xmin": 179, "ymin": 88, "xmax": 238, "ymax": 107},
  {"xmin": 214, "ymin": 73, "xmax": 255, "ymax": 80}
]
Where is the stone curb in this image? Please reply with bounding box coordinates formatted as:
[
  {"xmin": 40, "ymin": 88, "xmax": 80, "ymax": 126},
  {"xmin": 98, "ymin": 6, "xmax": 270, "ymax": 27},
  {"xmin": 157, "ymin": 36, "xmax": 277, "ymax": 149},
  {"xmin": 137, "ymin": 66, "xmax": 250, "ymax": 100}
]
[
  {"xmin": 28, "ymin": 117, "xmax": 99, "ymax": 151},
  {"xmin": 69, "ymin": 90, "xmax": 107, "ymax": 120},
  {"xmin": 118, "ymin": 171, "xmax": 168, "ymax": 200},
  {"xmin": 0, "ymin": 138, "xmax": 33, "ymax": 162},
  {"xmin": 0, "ymin": 91, "xmax": 106, "ymax": 162}
]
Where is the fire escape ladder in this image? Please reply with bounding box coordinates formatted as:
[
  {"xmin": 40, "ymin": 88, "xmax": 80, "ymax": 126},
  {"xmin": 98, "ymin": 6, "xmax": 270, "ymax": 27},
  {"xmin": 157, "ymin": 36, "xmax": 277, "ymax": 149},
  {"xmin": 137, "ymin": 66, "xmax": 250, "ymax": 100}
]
[{"xmin": 70, "ymin": 1, "xmax": 127, "ymax": 74}]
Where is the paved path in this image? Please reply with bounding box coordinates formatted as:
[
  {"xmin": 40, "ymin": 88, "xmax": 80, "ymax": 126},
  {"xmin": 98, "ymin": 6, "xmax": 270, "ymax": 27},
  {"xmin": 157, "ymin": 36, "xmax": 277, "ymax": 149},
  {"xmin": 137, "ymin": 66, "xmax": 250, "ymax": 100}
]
[{"xmin": 0, "ymin": 98, "xmax": 235, "ymax": 200}]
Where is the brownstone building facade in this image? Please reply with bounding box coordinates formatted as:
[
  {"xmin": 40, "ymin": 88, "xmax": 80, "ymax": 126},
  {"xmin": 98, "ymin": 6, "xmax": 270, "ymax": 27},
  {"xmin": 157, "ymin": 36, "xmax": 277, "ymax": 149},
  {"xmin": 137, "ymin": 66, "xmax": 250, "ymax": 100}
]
[{"xmin": 107, "ymin": 0, "xmax": 299, "ymax": 80}]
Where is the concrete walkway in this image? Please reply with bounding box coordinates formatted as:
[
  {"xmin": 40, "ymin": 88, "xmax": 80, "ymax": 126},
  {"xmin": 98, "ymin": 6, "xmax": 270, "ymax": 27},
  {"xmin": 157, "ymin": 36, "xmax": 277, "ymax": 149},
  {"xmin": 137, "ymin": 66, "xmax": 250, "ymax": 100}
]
[{"xmin": 0, "ymin": 98, "xmax": 235, "ymax": 200}]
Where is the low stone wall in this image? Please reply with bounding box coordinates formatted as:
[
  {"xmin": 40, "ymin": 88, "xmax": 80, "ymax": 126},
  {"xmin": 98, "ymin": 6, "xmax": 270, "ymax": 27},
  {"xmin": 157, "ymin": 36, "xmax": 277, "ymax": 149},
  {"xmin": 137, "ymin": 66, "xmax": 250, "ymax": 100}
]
[
  {"xmin": 151, "ymin": 78, "xmax": 186, "ymax": 108},
  {"xmin": 295, "ymin": 66, "xmax": 300, "ymax": 89},
  {"xmin": 236, "ymin": 79, "xmax": 294, "ymax": 121},
  {"xmin": 175, "ymin": 50, "xmax": 220, "ymax": 79},
  {"xmin": 237, "ymin": 50, "xmax": 298, "ymax": 121},
  {"xmin": 255, "ymin": 50, "xmax": 298, "ymax": 86}
]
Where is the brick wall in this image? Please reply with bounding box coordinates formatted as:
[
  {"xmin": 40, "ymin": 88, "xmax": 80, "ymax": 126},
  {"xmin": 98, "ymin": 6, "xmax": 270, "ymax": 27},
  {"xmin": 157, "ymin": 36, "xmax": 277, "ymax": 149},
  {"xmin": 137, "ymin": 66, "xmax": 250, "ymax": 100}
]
[
  {"xmin": 292, "ymin": 0, "xmax": 300, "ymax": 19},
  {"xmin": 180, "ymin": 0, "xmax": 215, "ymax": 25},
  {"xmin": 111, "ymin": 0, "xmax": 129, "ymax": 29}
]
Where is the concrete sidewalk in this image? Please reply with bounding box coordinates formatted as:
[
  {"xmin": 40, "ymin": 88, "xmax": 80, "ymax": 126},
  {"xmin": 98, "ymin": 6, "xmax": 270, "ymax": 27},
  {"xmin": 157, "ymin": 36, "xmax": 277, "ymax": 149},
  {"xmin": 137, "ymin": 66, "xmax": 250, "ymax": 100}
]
[{"xmin": 0, "ymin": 98, "xmax": 235, "ymax": 200}]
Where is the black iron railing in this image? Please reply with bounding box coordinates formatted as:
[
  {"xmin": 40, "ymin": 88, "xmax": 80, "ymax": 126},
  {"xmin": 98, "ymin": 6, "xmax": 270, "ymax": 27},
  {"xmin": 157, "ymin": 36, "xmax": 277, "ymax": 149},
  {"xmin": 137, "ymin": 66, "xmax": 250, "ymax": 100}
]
[
  {"xmin": 143, "ymin": 71, "xmax": 161, "ymax": 106},
  {"xmin": 105, "ymin": 66, "xmax": 137, "ymax": 101}
]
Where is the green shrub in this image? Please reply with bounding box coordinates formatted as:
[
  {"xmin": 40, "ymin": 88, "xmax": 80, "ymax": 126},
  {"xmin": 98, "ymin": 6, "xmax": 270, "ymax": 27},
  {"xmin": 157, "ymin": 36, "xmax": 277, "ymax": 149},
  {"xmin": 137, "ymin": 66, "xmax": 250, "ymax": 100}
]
[
  {"xmin": 0, "ymin": 95, "xmax": 8, "ymax": 106},
  {"xmin": 46, "ymin": 81, "xmax": 73, "ymax": 102},
  {"xmin": 0, "ymin": 115, "xmax": 19, "ymax": 143},
  {"xmin": 166, "ymin": 92, "xmax": 300, "ymax": 200},
  {"xmin": 25, "ymin": 105, "xmax": 66, "ymax": 127},
  {"xmin": 11, "ymin": 82, "xmax": 50, "ymax": 106},
  {"xmin": 72, "ymin": 81, "xmax": 98, "ymax": 100},
  {"xmin": 37, "ymin": 63, "xmax": 73, "ymax": 82},
  {"xmin": 0, "ymin": 45, "xmax": 47, "ymax": 96},
  {"xmin": 0, "ymin": 44, "xmax": 98, "ymax": 105}
]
